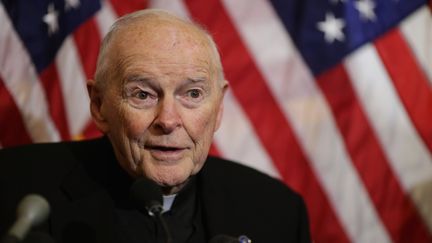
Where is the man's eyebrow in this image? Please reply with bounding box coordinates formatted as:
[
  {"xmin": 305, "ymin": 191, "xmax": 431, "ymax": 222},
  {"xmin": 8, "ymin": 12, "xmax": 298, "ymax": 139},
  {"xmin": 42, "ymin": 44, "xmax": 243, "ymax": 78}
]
[
  {"xmin": 187, "ymin": 77, "xmax": 208, "ymax": 83},
  {"xmin": 123, "ymin": 75, "xmax": 161, "ymax": 90},
  {"xmin": 125, "ymin": 74, "xmax": 151, "ymax": 82},
  {"xmin": 124, "ymin": 75, "xmax": 209, "ymax": 86},
  {"xmin": 124, "ymin": 75, "xmax": 160, "ymax": 87}
]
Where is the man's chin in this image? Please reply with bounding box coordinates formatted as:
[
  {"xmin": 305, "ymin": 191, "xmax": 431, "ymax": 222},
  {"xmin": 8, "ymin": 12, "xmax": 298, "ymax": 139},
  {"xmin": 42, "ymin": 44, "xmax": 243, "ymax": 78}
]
[
  {"xmin": 148, "ymin": 172, "xmax": 191, "ymax": 195},
  {"xmin": 158, "ymin": 178, "xmax": 190, "ymax": 195}
]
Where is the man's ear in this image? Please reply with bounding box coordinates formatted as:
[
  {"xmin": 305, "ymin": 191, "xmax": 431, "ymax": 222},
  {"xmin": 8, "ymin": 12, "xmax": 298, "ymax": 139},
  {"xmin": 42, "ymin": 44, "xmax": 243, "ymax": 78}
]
[
  {"xmin": 214, "ymin": 81, "xmax": 229, "ymax": 132},
  {"xmin": 87, "ymin": 79, "xmax": 109, "ymax": 133}
]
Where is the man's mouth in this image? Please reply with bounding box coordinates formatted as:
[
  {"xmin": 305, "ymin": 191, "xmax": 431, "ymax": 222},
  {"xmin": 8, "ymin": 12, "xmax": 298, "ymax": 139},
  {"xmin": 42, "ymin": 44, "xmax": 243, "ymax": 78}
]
[
  {"xmin": 146, "ymin": 145, "xmax": 183, "ymax": 151},
  {"xmin": 145, "ymin": 145, "xmax": 187, "ymax": 161}
]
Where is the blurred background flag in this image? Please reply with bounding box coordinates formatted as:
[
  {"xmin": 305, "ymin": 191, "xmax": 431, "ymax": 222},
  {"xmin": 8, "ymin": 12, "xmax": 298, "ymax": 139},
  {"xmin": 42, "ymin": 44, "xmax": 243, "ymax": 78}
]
[{"xmin": 0, "ymin": 0, "xmax": 431, "ymax": 242}]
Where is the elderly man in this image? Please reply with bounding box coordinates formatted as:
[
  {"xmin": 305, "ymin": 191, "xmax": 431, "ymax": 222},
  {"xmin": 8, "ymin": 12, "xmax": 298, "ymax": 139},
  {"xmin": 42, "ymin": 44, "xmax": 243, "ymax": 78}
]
[{"xmin": 0, "ymin": 9, "xmax": 310, "ymax": 243}]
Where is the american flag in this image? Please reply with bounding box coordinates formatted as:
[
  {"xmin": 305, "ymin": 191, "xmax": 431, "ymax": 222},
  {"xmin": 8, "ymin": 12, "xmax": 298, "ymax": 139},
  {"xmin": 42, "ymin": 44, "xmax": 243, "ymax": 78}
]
[{"xmin": 0, "ymin": 0, "xmax": 431, "ymax": 242}]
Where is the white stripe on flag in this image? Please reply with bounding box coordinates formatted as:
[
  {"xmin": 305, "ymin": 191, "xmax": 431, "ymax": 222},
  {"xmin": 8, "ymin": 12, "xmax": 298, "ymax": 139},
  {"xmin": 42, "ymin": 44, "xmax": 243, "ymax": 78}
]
[
  {"xmin": 149, "ymin": 0, "xmax": 191, "ymax": 19},
  {"xmin": 55, "ymin": 37, "xmax": 91, "ymax": 137},
  {"xmin": 215, "ymin": 90, "xmax": 281, "ymax": 179},
  {"xmin": 221, "ymin": 1, "xmax": 392, "ymax": 242},
  {"xmin": 345, "ymin": 44, "xmax": 432, "ymax": 191},
  {"xmin": 400, "ymin": 6, "xmax": 432, "ymax": 86},
  {"xmin": 95, "ymin": 0, "xmax": 118, "ymax": 37},
  {"xmin": 0, "ymin": 4, "xmax": 60, "ymax": 143}
]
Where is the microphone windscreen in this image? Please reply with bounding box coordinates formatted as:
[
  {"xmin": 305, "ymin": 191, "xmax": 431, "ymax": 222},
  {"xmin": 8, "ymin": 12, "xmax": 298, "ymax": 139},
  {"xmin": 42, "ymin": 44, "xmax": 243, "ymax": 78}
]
[
  {"xmin": 17, "ymin": 194, "xmax": 50, "ymax": 227},
  {"xmin": 129, "ymin": 177, "xmax": 163, "ymax": 215},
  {"xmin": 8, "ymin": 194, "xmax": 50, "ymax": 240}
]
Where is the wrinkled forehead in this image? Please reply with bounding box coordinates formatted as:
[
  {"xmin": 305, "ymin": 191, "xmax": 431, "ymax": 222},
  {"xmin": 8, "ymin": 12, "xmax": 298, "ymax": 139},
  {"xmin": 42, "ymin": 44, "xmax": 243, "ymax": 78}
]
[
  {"xmin": 107, "ymin": 17, "xmax": 216, "ymax": 74},
  {"xmin": 119, "ymin": 18, "xmax": 209, "ymax": 49}
]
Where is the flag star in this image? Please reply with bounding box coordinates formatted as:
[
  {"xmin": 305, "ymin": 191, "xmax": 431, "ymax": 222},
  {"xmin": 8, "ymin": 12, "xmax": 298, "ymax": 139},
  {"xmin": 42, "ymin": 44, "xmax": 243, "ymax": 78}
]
[
  {"xmin": 65, "ymin": 0, "xmax": 80, "ymax": 11},
  {"xmin": 355, "ymin": 0, "xmax": 377, "ymax": 21},
  {"xmin": 317, "ymin": 12, "xmax": 346, "ymax": 44},
  {"xmin": 43, "ymin": 3, "xmax": 59, "ymax": 35}
]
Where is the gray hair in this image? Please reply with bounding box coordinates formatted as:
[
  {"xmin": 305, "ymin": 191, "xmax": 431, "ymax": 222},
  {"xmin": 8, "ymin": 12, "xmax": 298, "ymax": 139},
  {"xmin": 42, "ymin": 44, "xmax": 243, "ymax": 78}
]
[{"xmin": 94, "ymin": 9, "xmax": 225, "ymax": 91}]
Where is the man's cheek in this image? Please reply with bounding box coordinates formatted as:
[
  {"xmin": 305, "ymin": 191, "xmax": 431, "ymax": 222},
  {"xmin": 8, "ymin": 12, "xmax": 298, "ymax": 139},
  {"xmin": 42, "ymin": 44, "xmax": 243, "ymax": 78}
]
[{"xmin": 123, "ymin": 111, "xmax": 151, "ymax": 134}]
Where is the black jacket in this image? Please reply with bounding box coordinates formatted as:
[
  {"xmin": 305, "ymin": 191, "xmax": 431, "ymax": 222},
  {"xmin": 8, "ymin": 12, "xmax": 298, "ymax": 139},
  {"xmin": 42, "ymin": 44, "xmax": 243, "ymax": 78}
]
[{"xmin": 0, "ymin": 137, "xmax": 310, "ymax": 243}]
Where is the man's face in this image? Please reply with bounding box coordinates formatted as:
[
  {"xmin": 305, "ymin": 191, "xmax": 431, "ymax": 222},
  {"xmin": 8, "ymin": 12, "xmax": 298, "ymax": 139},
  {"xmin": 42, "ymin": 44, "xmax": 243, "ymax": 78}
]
[{"xmin": 91, "ymin": 21, "xmax": 226, "ymax": 193}]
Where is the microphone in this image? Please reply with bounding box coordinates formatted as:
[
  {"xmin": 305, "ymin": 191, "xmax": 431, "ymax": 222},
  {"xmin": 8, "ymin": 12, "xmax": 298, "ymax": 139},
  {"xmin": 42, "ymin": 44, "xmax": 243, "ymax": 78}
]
[
  {"xmin": 130, "ymin": 177, "xmax": 163, "ymax": 216},
  {"xmin": 130, "ymin": 178, "xmax": 172, "ymax": 243},
  {"xmin": 1, "ymin": 194, "xmax": 50, "ymax": 243}
]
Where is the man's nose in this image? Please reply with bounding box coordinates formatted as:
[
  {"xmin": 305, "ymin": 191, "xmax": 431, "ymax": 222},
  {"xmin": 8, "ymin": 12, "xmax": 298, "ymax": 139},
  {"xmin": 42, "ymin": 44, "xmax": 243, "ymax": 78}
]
[{"xmin": 153, "ymin": 96, "xmax": 181, "ymax": 133}]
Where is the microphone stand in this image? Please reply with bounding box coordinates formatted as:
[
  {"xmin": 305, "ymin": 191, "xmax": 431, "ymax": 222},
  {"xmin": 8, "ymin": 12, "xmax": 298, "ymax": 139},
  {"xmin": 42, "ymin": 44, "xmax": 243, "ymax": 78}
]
[{"xmin": 155, "ymin": 212, "xmax": 172, "ymax": 243}]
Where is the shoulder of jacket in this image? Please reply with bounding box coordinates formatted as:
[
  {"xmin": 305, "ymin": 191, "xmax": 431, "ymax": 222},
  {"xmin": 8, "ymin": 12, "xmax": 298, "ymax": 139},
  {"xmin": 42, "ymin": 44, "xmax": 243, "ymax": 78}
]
[
  {"xmin": 202, "ymin": 156, "xmax": 303, "ymax": 203},
  {"xmin": 0, "ymin": 137, "xmax": 107, "ymax": 184}
]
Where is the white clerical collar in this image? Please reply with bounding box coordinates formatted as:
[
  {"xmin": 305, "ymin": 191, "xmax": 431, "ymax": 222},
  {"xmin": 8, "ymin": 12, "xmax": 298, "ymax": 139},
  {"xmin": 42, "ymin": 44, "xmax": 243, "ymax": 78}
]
[{"xmin": 162, "ymin": 194, "xmax": 176, "ymax": 213}]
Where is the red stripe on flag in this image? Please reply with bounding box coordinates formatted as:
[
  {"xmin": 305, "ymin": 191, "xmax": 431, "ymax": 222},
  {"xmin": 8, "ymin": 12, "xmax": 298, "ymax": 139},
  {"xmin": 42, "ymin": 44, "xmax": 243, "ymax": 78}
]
[
  {"xmin": 39, "ymin": 65, "xmax": 71, "ymax": 140},
  {"xmin": 209, "ymin": 143, "xmax": 220, "ymax": 157},
  {"xmin": 73, "ymin": 18, "xmax": 104, "ymax": 140},
  {"xmin": 80, "ymin": 120, "xmax": 102, "ymax": 140},
  {"xmin": 0, "ymin": 78, "xmax": 32, "ymax": 147},
  {"xmin": 375, "ymin": 29, "xmax": 432, "ymax": 154},
  {"xmin": 108, "ymin": 0, "xmax": 148, "ymax": 17},
  {"xmin": 185, "ymin": 1, "xmax": 350, "ymax": 242},
  {"xmin": 318, "ymin": 64, "xmax": 432, "ymax": 242},
  {"xmin": 73, "ymin": 18, "xmax": 101, "ymax": 80}
]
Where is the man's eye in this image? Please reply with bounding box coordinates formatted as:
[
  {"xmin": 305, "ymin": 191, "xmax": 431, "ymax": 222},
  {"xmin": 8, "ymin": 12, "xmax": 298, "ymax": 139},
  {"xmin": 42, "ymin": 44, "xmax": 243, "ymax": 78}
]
[
  {"xmin": 127, "ymin": 89, "xmax": 157, "ymax": 109},
  {"xmin": 188, "ymin": 89, "xmax": 202, "ymax": 99},
  {"xmin": 135, "ymin": 90, "xmax": 149, "ymax": 99}
]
